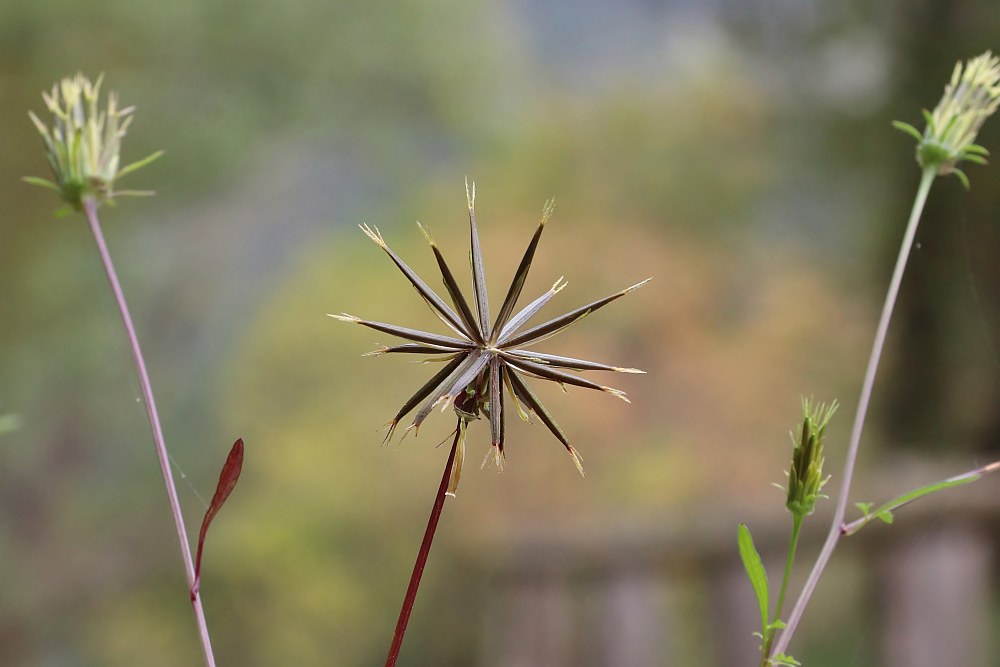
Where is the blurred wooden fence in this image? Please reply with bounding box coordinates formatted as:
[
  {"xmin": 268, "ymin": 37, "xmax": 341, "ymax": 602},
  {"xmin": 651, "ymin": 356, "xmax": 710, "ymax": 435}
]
[{"xmin": 475, "ymin": 482, "xmax": 1000, "ymax": 667}]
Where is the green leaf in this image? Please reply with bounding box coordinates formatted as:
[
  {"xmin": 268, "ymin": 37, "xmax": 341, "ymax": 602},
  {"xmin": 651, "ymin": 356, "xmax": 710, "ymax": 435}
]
[
  {"xmin": 737, "ymin": 523, "xmax": 769, "ymax": 635},
  {"xmin": 876, "ymin": 509, "xmax": 894, "ymax": 524},
  {"xmin": 22, "ymin": 176, "xmax": 61, "ymax": 192},
  {"xmin": 770, "ymin": 652, "xmax": 802, "ymax": 667},
  {"xmin": 116, "ymin": 149, "xmax": 164, "ymax": 179},
  {"xmin": 921, "ymin": 108, "xmax": 935, "ymax": 131},
  {"xmin": 881, "ymin": 475, "xmax": 978, "ymax": 511},
  {"xmin": 855, "ymin": 501, "xmax": 873, "ymax": 517},
  {"xmin": 891, "ymin": 120, "xmax": 923, "ymax": 142}
]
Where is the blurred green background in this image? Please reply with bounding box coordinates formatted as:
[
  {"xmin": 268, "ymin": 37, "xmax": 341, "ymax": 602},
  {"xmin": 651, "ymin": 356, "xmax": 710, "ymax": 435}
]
[{"xmin": 3, "ymin": 1, "xmax": 1000, "ymax": 665}]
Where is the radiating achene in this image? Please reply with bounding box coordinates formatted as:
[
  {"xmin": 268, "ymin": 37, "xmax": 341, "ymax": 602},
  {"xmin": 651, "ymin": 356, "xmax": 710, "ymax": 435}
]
[{"xmin": 333, "ymin": 180, "xmax": 649, "ymax": 494}]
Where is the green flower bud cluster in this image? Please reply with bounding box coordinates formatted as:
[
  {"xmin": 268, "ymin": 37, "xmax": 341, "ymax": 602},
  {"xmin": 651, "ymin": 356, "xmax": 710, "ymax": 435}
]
[
  {"xmin": 894, "ymin": 51, "xmax": 1000, "ymax": 188},
  {"xmin": 25, "ymin": 73, "xmax": 162, "ymax": 210},
  {"xmin": 785, "ymin": 399, "xmax": 837, "ymax": 518}
]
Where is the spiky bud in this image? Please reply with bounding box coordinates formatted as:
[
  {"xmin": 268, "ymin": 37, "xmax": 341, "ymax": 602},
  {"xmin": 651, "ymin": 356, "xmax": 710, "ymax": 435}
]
[
  {"xmin": 25, "ymin": 73, "xmax": 163, "ymax": 210},
  {"xmin": 785, "ymin": 399, "xmax": 837, "ymax": 517},
  {"xmin": 893, "ymin": 51, "xmax": 1000, "ymax": 188}
]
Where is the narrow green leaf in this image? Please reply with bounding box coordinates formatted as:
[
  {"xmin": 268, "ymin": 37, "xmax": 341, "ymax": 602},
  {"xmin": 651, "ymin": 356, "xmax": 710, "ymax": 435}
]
[
  {"xmin": 921, "ymin": 108, "xmax": 935, "ymax": 130},
  {"xmin": 22, "ymin": 176, "xmax": 61, "ymax": 192},
  {"xmin": 891, "ymin": 120, "xmax": 924, "ymax": 142},
  {"xmin": 737, "ymin": 523, "xmax": 770, "ymax": 635},
  {"xmin": 770, "ymin": 652, "xmax": 802, "ymax": 667},
  {"xmin": 113, "ymin": 189, "xmax": 156, "ymax": 197},
  {"xmin": 116, "ymin": 149, "xmax": 164, "ymax": 179},
  {"xmin": 847, "ymin": 474, "xmax": 981, "ymax": 536},
  {"xmin": 885, "ymin": 476, "xmax": 976, "ymax": 511}
]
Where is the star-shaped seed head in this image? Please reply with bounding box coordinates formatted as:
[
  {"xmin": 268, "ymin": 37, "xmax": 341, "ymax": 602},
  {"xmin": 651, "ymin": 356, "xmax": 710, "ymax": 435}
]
[{"xmin": 333, "ymin": 181, "xmax": 648, "ymax": 493}]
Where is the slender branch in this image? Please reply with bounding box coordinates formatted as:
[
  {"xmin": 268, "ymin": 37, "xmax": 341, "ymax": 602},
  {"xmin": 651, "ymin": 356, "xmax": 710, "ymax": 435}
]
[
  {"xmin": 385, "ymin": 426, "xmax": 460, "ymax": 667},
  {"xmin": 842, "ymin": 459, "xmax": 1000, "ymax": 537},
  {"xmin": 83, "ymin": 199, "xmax": 217, "ymax": 667},
  {"xmin": 771, "ymin": 167, "xmax": 937, "ymax": 658}
]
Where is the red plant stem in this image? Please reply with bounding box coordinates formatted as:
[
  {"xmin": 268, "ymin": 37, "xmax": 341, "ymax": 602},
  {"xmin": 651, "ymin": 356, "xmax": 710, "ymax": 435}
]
[
  {"xmin": 384, "ymin": 429, "xmax": 460, "ymax": 667},
  {"xmin": 83, "ymin": 200, "xmax": 217, "ymax": 667}
]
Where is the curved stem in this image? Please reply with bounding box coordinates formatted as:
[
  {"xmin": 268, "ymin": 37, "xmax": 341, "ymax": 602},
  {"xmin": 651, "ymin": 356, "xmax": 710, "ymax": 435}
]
[
  {"xmin": 771, "ymin": 167, "xmax": 937, "ymax": 659},
  {"xmin": 83, "ymin": 200, "xmax": 216, "ymax": 667},
  {"xmin": 384, "ymin": 426, "xmax": 460, "ymax": 667}
]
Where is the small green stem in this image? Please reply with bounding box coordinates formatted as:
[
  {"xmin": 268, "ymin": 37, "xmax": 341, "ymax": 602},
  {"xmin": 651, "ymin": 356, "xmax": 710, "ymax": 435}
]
[
  {"xmin": 760, "ymin": 513, "xmax": 803, "ymax": 667},
  {"xmin": 773, "ymin": 513, "xmax": 802, "ymax": 625}
]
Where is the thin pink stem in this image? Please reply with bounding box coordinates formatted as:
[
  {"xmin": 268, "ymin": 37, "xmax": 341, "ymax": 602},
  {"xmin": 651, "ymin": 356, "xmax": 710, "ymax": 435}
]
[
  {"xmin": 772, "ymin": 167, "xmax": 937, "ymax": 658},
  {"xmin": 384, "ymin": 428, "xmax": 460, "ymax": 667},
  {"xmin": 83, "ymin": 199, "xmax": 216, "ymax": 667}
]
